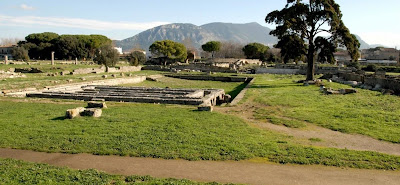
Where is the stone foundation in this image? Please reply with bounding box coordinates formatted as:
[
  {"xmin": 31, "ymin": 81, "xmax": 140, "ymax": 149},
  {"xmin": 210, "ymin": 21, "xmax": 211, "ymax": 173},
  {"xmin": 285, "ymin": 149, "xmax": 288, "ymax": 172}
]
[{"xmin": 27, "ymin": 86, "xmax": 227, "ymax": 106}]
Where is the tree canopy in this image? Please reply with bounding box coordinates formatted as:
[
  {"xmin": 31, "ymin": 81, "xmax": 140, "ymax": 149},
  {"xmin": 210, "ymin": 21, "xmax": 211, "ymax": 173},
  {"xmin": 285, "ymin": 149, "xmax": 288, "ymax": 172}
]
[
  {"xmin": 149, "ymin": 40, "xmax": 187, "ymax": 63},
  {"xmin": 242, "ymin": 42, "xmax": 269, "ymax": 60},
  {"xmin": 202, "ymin": 41, "xmax": 221, "ymax": 58},
  {"xmin": 11, "ymin": 47, "xmax": 30, "ymax": 61},
  {"xmin": 93, "ymin": 45, "xmax": 119, "ymax": 67},
  {"xmin": 127, "ymin": 51, "xmax": 147, "ymax": 66},
  {"xmin": 274, "ymin": 35, "xmax": 306, "ymax": 63},
  {"xmin": 266, "ymin": 0, "xmax": 360, "ymax": 80},
  {"xmin": 18, "ymin": 33, "xmax": 111, "ymax": 60}
]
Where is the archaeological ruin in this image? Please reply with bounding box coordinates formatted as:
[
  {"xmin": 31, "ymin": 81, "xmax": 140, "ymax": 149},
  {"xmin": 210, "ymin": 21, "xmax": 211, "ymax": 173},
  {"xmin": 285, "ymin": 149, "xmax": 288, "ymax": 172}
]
[{"xmin": 27, "ymin": 86, "xmax": 228, "ymax": 106}]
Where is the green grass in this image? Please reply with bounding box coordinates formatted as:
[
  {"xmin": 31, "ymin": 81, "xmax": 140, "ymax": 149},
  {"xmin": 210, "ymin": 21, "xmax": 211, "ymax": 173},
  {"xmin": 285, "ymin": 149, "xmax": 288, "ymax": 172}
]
[
  {"xmin": 0, "ymin": 99, "xmax": 400, "ymax": 170},
  {"xmin": 123, "ymin": 77, "xmax": 246, "ymax": 98},
  {"xmin": 249, "ymin": 74, "xmax": 400, "ymax": 143},
  {"xmin": 0, "ymin": 63, "xmax": 163, "ymax": 90},
  {"xmin": 0, "ymin": 158, "xmax": 229, "ymax": 185}
]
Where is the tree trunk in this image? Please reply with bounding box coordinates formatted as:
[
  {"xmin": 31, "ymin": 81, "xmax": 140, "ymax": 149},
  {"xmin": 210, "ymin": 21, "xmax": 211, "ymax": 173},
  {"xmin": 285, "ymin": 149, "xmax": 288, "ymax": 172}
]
[{"xmin": 306, "ymin": 43, "xmax": 315, "ymax": 81}]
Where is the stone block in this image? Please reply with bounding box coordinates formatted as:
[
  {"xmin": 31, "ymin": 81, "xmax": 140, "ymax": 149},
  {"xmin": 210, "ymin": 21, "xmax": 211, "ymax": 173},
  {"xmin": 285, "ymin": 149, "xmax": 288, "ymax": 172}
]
[
  {"xmin": 66, "ymin": 108, "xmax": 80, "ymax": 119},
  {"xmin": 87, "ymin": 101, "xmax": 107, "ymax": 108},
  {"xmin": 198, "ymin": 105, "xmax": 213, "ymax": 112},
  {"xmin": 339, "ymin": 88, "xmax": 357, "ymax": 94},
  {"xmin": 81, "ymin": 108, "xmax": 102, "ymax": 117}
]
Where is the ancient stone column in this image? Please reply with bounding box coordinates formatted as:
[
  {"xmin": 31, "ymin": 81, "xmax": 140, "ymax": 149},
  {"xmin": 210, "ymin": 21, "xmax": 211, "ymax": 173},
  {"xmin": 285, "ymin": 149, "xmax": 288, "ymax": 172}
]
[
  {"xmin": 4, "ymin": 55, "xmax": 8, "ymax": 65},
  {"xmin": 75, "ymin": 58, "xmax": 78, "ymax": 65},
  {"xmin": 51, "ymin": 51, "xmax": 55, "ymax": 65}
]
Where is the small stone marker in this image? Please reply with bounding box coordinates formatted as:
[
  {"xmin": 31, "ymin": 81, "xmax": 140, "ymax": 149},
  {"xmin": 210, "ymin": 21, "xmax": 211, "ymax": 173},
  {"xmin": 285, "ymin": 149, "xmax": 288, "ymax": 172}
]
[
  {"xmin": 51, "ymin": 51, "xmax": 55, "ymax": 65},
  {"xmin": 87, "ymin": 101, "xmax": 107, "ymax": 108},
  {"xmin": 65, "ymin": 107, "xmax": 85, "ymax": 119},
  {"xmin": 102, "ymin": 75, "xmax": 108, "ymax": 79},
  {"xmin": 81, "ymin": 108, "xmax": 102, "ymax": 118}
]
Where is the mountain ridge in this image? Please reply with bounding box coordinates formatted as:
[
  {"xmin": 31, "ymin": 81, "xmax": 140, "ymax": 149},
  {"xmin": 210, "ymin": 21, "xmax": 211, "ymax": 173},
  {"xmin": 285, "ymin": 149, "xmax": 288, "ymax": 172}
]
[{"xmin": 115, "ymin": 22, "xmax": 373, "ymax": 52}]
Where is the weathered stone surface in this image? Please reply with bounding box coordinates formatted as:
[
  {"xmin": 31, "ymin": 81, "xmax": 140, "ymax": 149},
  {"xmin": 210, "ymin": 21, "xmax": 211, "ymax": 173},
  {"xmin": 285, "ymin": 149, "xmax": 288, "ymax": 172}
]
[
  {"xmin": 223, "ymin": 94, "xmax": 232, "ymax": 103},
  {"xmin": 81, "ymin": 108, "xmax": 102, "ymax": 117},
  {"xmin": 339, "ymin": 88, "xmax": 357, "ymax": 94},
  {"xmin": 60, "ymin": 71, "xmax": 70, "ymax": 76},
  {"xmin": 87, "ymin": 101, "xmax": 107, "ymax": 108},
  {"xmin": 66, "ymin": 108, "xmax": 80, "ymax": 119}
]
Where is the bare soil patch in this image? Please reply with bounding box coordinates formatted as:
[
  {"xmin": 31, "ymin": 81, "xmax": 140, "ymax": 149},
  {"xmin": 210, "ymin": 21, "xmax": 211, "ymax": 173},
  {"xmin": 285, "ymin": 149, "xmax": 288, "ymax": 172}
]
[{"xmin": 1, "ymin": 148, "xmax": 399, "ymax": 185}]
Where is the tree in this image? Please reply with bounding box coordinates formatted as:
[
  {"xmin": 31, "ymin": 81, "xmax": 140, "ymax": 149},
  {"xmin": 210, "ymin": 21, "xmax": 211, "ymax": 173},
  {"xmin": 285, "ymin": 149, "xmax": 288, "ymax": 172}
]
[
  {"xmin": 202, "ymin": 41, "xmax": 221, "ymax": 58},
  {"xmin": 20, "ymin": 32, "xmax": 59, "ymax": 60},
  {"xmin": 94, "ymin": 45, "xmax": 119, "ymax": 67},
  {"xmin": 215, "ymin": 41, "xmax": 245, "ymax": 58},
  {"xmin": 149, "ymin": 40, "xmax": 187, "ymax": 65},
  {"xmin": 275, "ymin": 35, "xmax": 307, "ymax": 63},
  {"xmin": 266, "ymin": 0, "xmax": 360, "ymax": 80},
  {"xmin": 127, "ymin": 51, "xmax": 146, "ymax": 66},
  {"xmin": 11, "ymin": 47, "xmax": 29, "ymax": 61},
  {"xmin": 242, "ymin": 43, "xmax": 269, "ymax": 60}
]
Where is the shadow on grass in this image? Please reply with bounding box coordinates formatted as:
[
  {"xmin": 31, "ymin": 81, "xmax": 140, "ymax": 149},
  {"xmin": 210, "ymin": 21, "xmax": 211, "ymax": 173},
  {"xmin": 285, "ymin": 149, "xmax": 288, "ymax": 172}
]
[
  {"xmin": 51, "ymin": 116, "xmax": 67, "ymax": 121},
  {"xmin": 228, "ymin": 82, "xmax": 249, "ymax": 99}
]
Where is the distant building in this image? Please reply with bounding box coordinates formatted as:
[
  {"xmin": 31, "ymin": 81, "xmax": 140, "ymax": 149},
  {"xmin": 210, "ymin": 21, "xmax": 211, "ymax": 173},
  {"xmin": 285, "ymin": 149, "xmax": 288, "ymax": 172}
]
[
  {"xmin": 361, "ymin": 47, "xmax": 399, "ymax": 61},
  {"xmin": 333, "ymin": 50, "xmax": 352, "ymax": 62},
  {"xmin": 114, "ymin": 47, "xmax": 123, "ymax": 55},
  {"xmin": 0, "ymin": 45, "xmax": 15, "ymax": 60}
]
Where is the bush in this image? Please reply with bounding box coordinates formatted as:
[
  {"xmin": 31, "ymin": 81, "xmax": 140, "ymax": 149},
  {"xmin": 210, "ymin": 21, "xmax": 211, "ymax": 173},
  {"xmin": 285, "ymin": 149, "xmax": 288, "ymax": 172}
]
[
  {"xmin": 93, "ymin": 45, "xmax": 119, "ymax": 67},
  {"xmin": 347, "ymin": 62, "xmax": 361, "ymax": 70},
  {"xmin": 363, "ymin": 64, "xmax": 377, "ymax": 72},
  {"xmin": 127, "ymin": 51, "xmax": 146, "ymax": 66}
]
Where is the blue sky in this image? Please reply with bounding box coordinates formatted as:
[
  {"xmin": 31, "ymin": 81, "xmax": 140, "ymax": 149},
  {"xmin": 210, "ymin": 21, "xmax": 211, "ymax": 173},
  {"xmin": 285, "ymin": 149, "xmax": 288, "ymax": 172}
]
[{"xmin": 1, "ymin": 0, "xmax": 399, "ymax": 48}]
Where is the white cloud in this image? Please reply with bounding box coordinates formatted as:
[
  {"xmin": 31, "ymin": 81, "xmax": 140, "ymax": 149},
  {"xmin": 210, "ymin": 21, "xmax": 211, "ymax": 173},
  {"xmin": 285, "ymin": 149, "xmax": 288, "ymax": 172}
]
[
  {"xmin": 0, "ymin": 15, "xmax": 169, "ymax": 31},
  {"xmin": 359, "ymin": 32, "xmax": 400, "ymax": 48},
  {"xmin": 20, "ymin": 4, "xmax": 36, "ymax": 10}
]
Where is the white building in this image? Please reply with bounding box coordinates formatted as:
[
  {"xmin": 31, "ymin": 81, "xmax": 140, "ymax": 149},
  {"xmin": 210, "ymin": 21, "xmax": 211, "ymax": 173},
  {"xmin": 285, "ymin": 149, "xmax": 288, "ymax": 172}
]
[{"xmin": 114, "ymin": 47, "xmax": 123, "ymax": 55}]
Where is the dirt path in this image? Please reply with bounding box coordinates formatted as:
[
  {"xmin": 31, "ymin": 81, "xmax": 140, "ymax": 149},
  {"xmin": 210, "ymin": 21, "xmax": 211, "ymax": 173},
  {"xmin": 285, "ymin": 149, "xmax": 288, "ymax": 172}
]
[
  {"xmin": 1, "ymin": 148, "xmax": 399, "ymax": 185},
  {"xmin": 215, "ymin": 103, "xmax": 400, "ymax": 156}
]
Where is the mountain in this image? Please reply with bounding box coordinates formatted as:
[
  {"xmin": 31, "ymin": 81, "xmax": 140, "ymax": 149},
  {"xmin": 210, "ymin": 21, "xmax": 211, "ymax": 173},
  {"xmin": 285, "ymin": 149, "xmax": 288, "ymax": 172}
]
[
  {"xmin": 354, "ymin": 35, "xmax": 371, "ymax": 49},
  {"xmin": 115, "ymin": 22, "xmax": 375, "ymax": 52},
  {"xmin": 115, "ymin": 22, "xmax": 278, "ymax": 52}
]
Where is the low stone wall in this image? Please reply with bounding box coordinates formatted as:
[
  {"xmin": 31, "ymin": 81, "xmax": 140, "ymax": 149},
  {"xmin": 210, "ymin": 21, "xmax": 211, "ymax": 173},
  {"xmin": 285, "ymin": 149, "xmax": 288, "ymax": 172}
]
[
  {"xmin": 256, "ymin": 66, "xmax": 352, "ymax": 75},
  {"xmin": 256, "ymin": 68, "xmax": 303, "ymax": 74},
  {"xmin": 335, "ymin": 72, "xmax": 400, "ymax": 94},
  {"xmin": 143, "ymin": 64, "xmax": 237, "ymax": 73},
  {"xmin": 5, "ymin": 76, "xmax": 147, "ymax": 97},
  {"xmin": 364, "ymin": 77, "xmax": 400, "ymax": 93},
  {"xmin": 72, "ymin": 66, "xmax": 142, "ymax": 75},
  {"xmin": 165, "ymin": 74, "xmax": 249, "ymax": 82},
  {"xmin": 230, "ymin": 78, "xmax": 255, "ymax": 105}
]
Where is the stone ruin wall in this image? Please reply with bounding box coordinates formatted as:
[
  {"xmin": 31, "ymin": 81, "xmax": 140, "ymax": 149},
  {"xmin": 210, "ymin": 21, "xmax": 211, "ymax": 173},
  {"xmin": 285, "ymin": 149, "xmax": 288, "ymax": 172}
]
[
  {"xmin": 143, "ymin": 64, "xmax": 237, "ymax": 73},
  {"xmin": 336, "ymin": 72, "xmax": 400, "ymax": 94}
]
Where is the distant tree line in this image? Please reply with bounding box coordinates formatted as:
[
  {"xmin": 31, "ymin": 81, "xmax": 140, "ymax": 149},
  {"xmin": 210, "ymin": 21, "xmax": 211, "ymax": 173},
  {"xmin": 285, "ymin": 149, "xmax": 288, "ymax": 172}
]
[{"xmin": 17, "ymin": 32, "xmax": 112, "ymax": 60}]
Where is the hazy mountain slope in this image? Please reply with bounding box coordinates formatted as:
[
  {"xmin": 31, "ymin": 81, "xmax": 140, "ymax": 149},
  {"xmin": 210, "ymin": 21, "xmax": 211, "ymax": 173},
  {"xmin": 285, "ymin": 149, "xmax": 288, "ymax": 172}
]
[
  {"xmin": 115, "ymin": 22, "xmax": 277, "ymax": 52},
  {"xmin": 115, "ymin": 22, "xmax": 372, "ymax": 52}
]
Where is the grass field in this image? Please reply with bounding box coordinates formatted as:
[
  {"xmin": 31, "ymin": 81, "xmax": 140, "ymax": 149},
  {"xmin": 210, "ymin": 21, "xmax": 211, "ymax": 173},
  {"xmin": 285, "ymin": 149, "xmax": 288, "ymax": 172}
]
[
  {"xmin": 249, "ymin": 74, "xmax": 400, "ymax": 143},
  {"xmin": 0, "ymin": 99, "xmax": 399, "ymax": 170},
  {"xmin": 0, "ymin": 63, "xmax": 161, "ymax": 90},
  {"xmin": 0, "ymin": 158, "xmax": 227, "ymax": 184}
]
